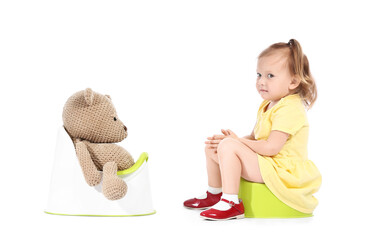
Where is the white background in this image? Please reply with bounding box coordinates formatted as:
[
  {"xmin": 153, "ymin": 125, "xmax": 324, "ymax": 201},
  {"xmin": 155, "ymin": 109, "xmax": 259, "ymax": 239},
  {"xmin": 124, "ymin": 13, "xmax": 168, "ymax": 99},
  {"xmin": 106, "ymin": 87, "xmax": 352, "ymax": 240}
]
[{"xmin": 1, "ymin": 0, "xmax": 372, "ymax": 239}]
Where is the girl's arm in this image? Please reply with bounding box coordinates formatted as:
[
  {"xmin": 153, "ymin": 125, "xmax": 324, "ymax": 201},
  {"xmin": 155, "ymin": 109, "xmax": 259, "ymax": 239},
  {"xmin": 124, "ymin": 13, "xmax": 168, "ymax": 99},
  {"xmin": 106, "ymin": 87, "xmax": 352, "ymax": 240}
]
[
  {"xmin": 242, "ymin": 130, "xmax": 255, "ymax": 140},
  {"xmin": 239, "ymin": 130, "xmax": 289, "ymax": 157}
]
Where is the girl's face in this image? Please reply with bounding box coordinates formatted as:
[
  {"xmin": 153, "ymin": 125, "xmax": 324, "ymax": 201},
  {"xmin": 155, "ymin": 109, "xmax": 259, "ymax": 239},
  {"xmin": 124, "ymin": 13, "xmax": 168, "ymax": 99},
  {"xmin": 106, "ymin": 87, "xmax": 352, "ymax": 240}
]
[{"xmin": 256, "ymin": 52, "xmax": 299, "ymax": 103}]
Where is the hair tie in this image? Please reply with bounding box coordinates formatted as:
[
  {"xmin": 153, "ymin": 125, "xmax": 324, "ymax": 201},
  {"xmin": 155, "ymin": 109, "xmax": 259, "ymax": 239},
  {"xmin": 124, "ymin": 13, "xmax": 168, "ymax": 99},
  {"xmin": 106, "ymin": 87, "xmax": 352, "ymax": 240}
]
[{"xmin": 288, "ymin": 39, "xmax": 294, "ymax": 46}]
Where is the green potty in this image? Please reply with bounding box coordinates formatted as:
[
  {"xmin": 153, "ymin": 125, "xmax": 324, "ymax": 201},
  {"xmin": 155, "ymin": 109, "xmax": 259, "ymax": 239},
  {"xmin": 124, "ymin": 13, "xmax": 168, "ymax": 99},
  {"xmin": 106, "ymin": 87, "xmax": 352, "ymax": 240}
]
[{"xmin": 238, "ymin": 179, "xmax": 312, "ymax": 218}]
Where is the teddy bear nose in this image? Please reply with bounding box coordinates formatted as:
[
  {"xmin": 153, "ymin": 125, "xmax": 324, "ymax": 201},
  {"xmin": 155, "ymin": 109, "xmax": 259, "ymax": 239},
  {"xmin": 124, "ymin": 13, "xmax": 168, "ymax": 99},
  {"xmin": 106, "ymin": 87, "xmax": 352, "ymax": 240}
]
[{"xmin": 123, "ymin": 125, "xmax": 127, "ymax": 131}]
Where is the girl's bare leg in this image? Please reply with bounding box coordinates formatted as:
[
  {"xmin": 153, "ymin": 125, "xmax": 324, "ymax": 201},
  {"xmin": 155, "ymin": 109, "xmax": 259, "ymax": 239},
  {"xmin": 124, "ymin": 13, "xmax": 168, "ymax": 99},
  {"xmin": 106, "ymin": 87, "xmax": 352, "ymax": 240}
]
[
  {"xmin": 217, "ymin": 137, "xmax": 264, "ymax": 195},
  {"xmin": 205, "ymin": 145, "xmax": 222, "ymax": 188}
]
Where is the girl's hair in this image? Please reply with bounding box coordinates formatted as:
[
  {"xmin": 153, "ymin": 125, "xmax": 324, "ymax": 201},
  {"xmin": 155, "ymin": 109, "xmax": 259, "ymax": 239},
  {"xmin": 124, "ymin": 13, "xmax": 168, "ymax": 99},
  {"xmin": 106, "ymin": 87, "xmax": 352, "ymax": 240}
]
[{"xmin": 258, "ymin": 39, "xmax": 317, "ymax": 109}]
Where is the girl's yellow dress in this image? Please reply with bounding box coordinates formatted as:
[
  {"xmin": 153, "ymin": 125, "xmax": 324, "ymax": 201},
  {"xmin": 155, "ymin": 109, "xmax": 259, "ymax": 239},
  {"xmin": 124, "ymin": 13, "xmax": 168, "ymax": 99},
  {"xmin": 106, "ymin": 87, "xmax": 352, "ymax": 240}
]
[{"xmin": 255, "ymin": 94, "xmax": 322, "ymax": 213}]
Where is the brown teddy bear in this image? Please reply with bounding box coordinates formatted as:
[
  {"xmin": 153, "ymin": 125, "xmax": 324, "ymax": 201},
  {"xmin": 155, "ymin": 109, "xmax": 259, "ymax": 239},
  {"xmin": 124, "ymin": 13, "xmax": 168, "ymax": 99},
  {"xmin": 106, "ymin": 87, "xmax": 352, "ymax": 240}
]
[{"xmin": 62, "ymin": 88, "xmax": 134, "ymax": 200}]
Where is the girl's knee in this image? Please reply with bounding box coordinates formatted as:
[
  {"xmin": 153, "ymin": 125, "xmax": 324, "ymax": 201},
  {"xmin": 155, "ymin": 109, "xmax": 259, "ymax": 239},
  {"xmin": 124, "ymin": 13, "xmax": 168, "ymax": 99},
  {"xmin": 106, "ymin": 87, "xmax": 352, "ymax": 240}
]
[
  {"xmin": 205, "ymin": 144, "xmax": 217, "ymax": 157},
  {"xmin": 217, "ymin": 137, "xmax": 240, "ymax": 155},
  {"xmin": 205, "ymin": 144, "xmax": 214, "ymax": 154}
]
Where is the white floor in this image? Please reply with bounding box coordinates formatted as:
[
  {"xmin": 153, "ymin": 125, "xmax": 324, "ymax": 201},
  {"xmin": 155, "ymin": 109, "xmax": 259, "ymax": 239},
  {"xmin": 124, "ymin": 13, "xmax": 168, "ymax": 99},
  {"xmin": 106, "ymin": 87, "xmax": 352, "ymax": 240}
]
[{"xmin": 35, "ymin": 204, "xmax": 368, "ymax": 240}]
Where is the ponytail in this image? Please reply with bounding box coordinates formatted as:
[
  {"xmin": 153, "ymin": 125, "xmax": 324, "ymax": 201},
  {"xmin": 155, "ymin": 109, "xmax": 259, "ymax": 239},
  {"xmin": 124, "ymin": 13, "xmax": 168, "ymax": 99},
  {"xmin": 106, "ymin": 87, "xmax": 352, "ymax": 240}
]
[{"xmin": 287, "ymin": 39, "xmax": 317, "ymax": 109}]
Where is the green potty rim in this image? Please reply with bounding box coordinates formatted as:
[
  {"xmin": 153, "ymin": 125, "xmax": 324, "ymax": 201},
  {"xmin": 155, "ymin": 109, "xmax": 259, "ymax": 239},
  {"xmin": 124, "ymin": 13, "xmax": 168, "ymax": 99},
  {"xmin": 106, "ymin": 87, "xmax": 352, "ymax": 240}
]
[{"xmin": 117, "ymin": 152, "xmax": 148, "ymax": 176}]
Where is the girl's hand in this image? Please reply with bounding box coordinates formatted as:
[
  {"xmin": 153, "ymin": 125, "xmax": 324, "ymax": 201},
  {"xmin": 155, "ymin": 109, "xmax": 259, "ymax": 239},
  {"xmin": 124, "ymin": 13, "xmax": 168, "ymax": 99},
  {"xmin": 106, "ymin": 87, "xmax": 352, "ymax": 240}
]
[
  {"xmin": 221, "ymin": 129, "xmax": 239, "ymax": 140},
  {"xmin": 205, "ymin": 129, "xmax": 239, "ymax": 150},
  {"xmin": 205, "ymin": 134, "xmax": 225, "ymax": 150}
]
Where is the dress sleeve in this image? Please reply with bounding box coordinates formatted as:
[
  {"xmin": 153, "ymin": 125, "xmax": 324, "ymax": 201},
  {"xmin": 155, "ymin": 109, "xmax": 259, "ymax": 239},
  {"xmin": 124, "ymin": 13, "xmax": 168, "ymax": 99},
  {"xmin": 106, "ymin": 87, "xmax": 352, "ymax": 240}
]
[{"xmin": 270, "ymin": 102, "xmax": 307, "ymax": 136}]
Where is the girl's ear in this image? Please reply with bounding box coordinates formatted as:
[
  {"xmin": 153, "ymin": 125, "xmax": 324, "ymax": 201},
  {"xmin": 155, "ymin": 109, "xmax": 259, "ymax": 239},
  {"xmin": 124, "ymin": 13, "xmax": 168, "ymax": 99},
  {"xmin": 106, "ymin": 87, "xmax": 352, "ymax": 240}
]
[{"xmin": 289, "ymin": 77, "xmax": 301, "ymax": 90}]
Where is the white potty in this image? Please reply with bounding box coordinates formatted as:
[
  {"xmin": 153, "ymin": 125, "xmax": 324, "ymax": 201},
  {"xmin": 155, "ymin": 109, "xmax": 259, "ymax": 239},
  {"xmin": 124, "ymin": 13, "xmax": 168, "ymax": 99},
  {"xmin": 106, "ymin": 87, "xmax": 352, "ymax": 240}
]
[{"xmin": 45, "ymin": 127, "xmax": 155, "ymax": 216}]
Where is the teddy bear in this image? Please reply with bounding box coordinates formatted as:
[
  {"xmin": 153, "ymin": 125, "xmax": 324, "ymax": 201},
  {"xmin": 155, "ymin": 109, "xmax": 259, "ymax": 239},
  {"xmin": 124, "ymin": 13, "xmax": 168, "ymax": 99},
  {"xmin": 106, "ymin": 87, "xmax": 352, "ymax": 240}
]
[{"xmin": 62, "ymin": 88, "xmax": 134, "ymax": 200}]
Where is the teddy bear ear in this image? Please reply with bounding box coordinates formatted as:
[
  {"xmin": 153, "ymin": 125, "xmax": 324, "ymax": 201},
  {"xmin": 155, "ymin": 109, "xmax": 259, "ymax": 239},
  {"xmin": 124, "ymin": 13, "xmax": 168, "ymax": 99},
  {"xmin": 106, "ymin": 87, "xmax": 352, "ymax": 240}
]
[
  {"xmin": 84, "ymin": 88, "xmax": 94, "ymax": 106},
  {"xmin": 105, "ymin": 94, "xmax": 111, "ymax": 100}
]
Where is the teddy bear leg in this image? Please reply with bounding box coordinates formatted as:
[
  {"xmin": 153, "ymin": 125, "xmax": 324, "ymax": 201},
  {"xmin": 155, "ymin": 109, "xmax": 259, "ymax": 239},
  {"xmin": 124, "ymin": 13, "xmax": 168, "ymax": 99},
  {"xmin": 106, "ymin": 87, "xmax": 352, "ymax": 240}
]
[{"xmin": 102, "ymin": 161, "xmax": 128, "ymax": 200}]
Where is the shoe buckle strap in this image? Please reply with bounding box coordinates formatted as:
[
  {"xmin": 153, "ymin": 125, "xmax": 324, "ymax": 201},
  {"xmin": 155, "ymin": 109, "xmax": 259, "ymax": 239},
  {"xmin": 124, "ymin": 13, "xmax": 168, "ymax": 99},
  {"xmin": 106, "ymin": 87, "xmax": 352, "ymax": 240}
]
[
  {"xmin": 221, "ymin": 198, "xmax": 243, "ymax": 214},
  {"xmin": 221, "ymin": 198, "xmax": 235, "ymax": 207}
]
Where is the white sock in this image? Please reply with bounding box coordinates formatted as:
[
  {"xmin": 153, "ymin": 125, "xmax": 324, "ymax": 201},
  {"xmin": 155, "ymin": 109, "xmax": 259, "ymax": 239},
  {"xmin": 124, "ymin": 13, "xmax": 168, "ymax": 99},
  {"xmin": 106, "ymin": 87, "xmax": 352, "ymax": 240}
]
[
  {"xmin": 207, "ymin": 186, "xmax": 222, "ymax": 195},
  {"xmin": 196, "ymin": 186, "xmax": 222, "ymax": 199},
  {"xmin": 210, "ymin": 193, "xmax": 239, "ymax": 211}
]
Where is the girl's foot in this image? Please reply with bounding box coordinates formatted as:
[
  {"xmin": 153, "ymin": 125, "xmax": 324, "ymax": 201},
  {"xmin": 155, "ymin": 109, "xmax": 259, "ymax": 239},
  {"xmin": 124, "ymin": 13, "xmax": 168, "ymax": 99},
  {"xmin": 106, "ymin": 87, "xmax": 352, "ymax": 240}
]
[
  {"xmin": 183, "ymin": 191, "xmax": 222, "ymax": 210},
  {"xmin": 200, "ymin": 199, "xmax": 245, "ymax": 220}
]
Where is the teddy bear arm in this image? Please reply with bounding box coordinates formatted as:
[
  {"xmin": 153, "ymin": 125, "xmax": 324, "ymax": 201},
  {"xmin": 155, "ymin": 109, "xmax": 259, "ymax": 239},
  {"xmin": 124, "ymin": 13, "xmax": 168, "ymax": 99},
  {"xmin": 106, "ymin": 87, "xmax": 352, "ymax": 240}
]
[{"xmin": 75, "ymin": 141, "xmax": 102, "ymax": 186}]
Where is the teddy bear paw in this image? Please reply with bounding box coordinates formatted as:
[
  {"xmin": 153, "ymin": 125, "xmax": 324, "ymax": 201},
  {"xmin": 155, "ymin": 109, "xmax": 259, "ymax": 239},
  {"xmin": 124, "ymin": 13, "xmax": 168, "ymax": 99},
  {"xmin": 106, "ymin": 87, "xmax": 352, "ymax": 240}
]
[
  {"xmin": 102, "ymin": 176, "xmax": 128, "ymax": 200},
  {"xmin": 87, "ymin": 171, "xmax": 102, "ymax": 186}
]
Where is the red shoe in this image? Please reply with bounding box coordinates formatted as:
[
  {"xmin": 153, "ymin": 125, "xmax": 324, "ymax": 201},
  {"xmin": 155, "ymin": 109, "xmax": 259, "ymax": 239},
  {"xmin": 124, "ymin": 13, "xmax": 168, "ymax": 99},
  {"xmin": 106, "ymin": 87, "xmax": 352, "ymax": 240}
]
[
  {"xmin": 200, "ymin": 198, "xmax": 245, "ymax": 220},
  {"xmin": 183, "ymin": 192, "xmax": 222, "ymax": 210}
]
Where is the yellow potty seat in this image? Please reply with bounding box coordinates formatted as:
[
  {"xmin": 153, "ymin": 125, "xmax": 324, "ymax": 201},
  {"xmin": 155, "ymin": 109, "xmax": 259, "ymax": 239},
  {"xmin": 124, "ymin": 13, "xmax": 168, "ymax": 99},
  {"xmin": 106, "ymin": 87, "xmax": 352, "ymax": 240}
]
[
  {"xmin": 45, "ymin": 127, "xmax": 155, "ymax": 217},
  {"xmin": 238, "ymin": 179, "xmax": 312, "ymax": 218}
]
